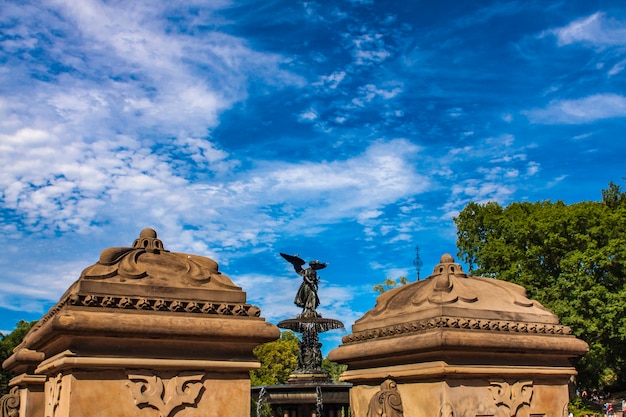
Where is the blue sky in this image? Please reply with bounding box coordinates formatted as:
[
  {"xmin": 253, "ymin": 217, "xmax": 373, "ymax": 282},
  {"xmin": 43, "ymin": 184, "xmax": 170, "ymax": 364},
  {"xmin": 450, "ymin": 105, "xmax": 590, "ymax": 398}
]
[{"xmin": 1, "ymin": 1, "xmax": 625, "ymax": 354}]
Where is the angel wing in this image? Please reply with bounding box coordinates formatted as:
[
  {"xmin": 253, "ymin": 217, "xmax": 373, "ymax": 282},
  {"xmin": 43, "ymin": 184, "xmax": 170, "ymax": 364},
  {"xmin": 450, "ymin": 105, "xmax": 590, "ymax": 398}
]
[
  {"xmin": 280, "ymin": 253, "xmax": 306, "ymax": 273},
  {"xmin": 309, "ymin": 260, "xmax": 328, "ymax": 271}
]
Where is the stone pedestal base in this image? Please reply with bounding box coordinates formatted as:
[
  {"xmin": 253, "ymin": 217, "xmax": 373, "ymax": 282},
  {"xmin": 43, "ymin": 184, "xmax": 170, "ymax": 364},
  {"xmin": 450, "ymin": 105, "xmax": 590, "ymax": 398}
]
[
  {"xmin": 9, "ymin": 374, "xmax": 46, "ymax": 417},
  {"xmin": 287, "ymin": 372, "xmax": 331, "ymax": 384},
  {"xmin": 349, "ymin": 376, "xmax": 569, "ymax": 417},
  {"xmin": 41, "ymin": 369, "xmax": 251, "ymax": 417}
]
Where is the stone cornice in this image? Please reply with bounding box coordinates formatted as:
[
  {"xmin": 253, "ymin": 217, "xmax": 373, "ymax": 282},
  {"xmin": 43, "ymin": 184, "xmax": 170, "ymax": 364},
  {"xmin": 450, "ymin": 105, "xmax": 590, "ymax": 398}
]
[
  {"xmin": 339, "ymin": 361, "xmax": 577, "ymax": 383},
  {"xmin": 30, "ymin": 293, "xmax": 261, "ymax": 333},
  {"xmin": 35, "ymin": 350, "xmax": 260, "ymax": 374},
  {"xmin": 342, "ymin": 316, "xmax": 571, "ymax": 344},
  {"xmin": 66, "ymin": 293, "xmax": 261, "ymax": 316},
  {"xmin": 12, "ymin": 292, "xmax": 266, "ymax": 357}
]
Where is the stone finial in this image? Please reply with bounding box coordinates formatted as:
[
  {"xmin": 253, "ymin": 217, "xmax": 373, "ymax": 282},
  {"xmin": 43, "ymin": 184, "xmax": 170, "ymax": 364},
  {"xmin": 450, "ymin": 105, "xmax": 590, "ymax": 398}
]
[
  {"xmin": 132, "ymin": 228, "xmax": 164, "ymax": 253},
  {"xmin": 78, "ymin": 228, "xmax": 239, "ymax": 292}
]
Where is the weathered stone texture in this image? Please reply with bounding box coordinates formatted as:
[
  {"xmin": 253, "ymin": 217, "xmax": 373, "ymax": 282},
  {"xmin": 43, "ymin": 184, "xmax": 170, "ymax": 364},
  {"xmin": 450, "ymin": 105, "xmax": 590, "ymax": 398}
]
[
  {"xmin": 2, "ymin": 228, "xmax": 279, "ymax": 417},
  {"xmin": 329, "ymin": 254, "xmax": 588, "ymax": 417}
]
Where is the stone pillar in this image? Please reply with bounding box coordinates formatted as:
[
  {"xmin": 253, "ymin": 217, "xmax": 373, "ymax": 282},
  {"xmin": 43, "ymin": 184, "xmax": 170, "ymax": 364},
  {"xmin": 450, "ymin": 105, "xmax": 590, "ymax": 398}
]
[
  {"xmin": 2, "ymin": 229, "xmax": 280, "ymax": 417},
  {"xmin": 1, "ymin": 347, "xmax": 46, "ymax": 417},
  {"xmin": 329, "ymin": 254, "xmax": 589, "ymax": 417}
]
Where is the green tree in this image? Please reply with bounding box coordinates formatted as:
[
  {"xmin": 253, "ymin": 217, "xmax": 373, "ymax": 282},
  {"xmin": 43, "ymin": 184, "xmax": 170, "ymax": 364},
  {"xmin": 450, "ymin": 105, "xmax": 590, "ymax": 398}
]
[
  {"xmin": 454, "ymin": 182, "xmax": 626, "ymax": 389},
  {"xmin": 322, "ymin": 358, "xmax": 347, "ymax": 382},
  {"xmin": 1, "ymin": 320, "xmax": 37, "ymax": 395},
  {"xmin": 372, "ymin": 276, "xmax": 409, "ymax": 294},
  {"xmin": 250, "ymin": 331, "xmax": 299, "ymax": 386}
]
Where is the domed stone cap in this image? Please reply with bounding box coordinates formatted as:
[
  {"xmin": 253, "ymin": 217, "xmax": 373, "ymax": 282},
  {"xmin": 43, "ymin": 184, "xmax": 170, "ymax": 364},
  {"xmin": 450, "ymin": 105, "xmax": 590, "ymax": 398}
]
[
  {"xmin": 79, "ymin": 228, "xmax": 241, "ymax": 293},
  {"xmin": 346, "ymin": 254, "xmax": 569, "ymax": 342}
]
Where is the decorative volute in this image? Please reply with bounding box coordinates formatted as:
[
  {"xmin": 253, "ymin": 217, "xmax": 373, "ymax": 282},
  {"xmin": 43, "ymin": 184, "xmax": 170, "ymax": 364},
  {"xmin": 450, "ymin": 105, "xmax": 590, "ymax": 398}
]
[
  {"xmin": 413, "ymin": 253, "xmax": 479, "ymax": 306},
  {"xmin": 80, "ymin": 228, "xmax": 239, "ymax": 293}
]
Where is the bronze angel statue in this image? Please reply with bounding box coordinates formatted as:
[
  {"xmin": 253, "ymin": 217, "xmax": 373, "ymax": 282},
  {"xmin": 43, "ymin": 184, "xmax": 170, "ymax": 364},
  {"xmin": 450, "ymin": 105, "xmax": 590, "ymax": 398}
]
[{"xmin": 280, "ymin": 253, "xmax": 328, "ymax": 318}]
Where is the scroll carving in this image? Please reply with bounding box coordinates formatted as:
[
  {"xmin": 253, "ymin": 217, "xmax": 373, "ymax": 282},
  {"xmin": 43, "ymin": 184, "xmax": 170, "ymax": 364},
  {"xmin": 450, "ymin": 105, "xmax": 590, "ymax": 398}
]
[
  {"xmin": 489, "ymin": 380, "xmax": 533, "ymax": 417},
  {"xmin": 0, "ymin": 386, "xmax": 20, "ymax": 417},
  {"xmin": 80, "ymin": 228, "xmax": 229, "ymax": 286},
  {"xmin": 366, "ymin": 379, "xmax": 403, "ymax": 417},
  {"xmin": 45, "ymin": 373, "xmax": 63, "ymax": 417},
  {"xmin": 127, "ymin": 374, "xmax": 205, "ymax": 417}
]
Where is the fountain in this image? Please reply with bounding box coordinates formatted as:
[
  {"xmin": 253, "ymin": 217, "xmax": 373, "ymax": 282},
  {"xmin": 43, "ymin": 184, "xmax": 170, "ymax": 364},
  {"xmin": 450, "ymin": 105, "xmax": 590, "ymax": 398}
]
[
  {"xmin": 256, "ymin": 386, "xmax": 268, "ymax": 417},
  {"xmin": 277, "ymin": 253, "xmax": 344, "ymax": 383},
  {"xmin": 251, "ymin": 253, "xmax": 350, "ymax": 417}
]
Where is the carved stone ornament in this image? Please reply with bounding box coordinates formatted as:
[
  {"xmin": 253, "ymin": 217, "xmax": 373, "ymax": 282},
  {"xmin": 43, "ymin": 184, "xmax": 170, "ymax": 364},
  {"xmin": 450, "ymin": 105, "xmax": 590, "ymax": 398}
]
[
  {"xmin": 439, "ymin": 403, "xmax": 454, "ymax": 417},
  {"xmin": 127, "ymin": 374, "xmax": 205, "ymax": 417},
  {"xmin": 342, "ymin": 315, "xmax": 571, "ymax": 343},
  {"xmin": 45, "ymin": 373, "xmax": 63, "ymax": 417},
  {"xmin": 489, "ymin": 380, "xmax": 533, "ymax": 417},
  {"xmin": 366, "ymin": 379, "xmax": 404, "ymax": 417},
  {"xmin": 411, "ymin": 254, "xmax": 479, "ymax": 306},
  {"xmin": 67, "ymin": 294, "xmax": 261, "ymax": 317},
  {"xmin": 0, "ymin": 386, "xmax": 20, "ymax": 417},
  {"xmin": 80, "ymin": 228, "xmax": 238, "ymax": 290}
]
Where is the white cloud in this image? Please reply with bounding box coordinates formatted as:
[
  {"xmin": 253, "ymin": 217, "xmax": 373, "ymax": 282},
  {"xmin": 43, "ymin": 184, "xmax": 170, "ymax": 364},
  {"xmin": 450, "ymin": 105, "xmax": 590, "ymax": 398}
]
[
  {"xmin": 485, "ymin": 134, "xmax": 514, "ymax": 147},
  {"xmin": 523, "ymin": 94, "xmax": 626, "ymax": 124},
  {"xmin": 549, "ymin": 12, "xmax": 626, "ymax": 47},
  {"xmin": 608, "ymin": 59, "xmax": 626, "ymax": 76},
  {"xmin": 547, "ymin": 175, "xmax": 568, "ymax": 188},
  {"xmin": 314, "ymin": 71, "xmax": 347, "ymax": 90},
  {"xmin": 0, "ymin": 260, "xmax": 86, "ymax": 312},
  {"xmin": 351, "ymin": 83, "xmax": 403, "ymax": 107},
  {"xmin": 526, "ymin": 162, "xmax": 540, "ymax": 176},
  {"xmin": 298, "ymin": 108, "xmax": 319, "ymax": 122},
  {"xmin": 343, "ymin": 31, "xmax": 392, "ymax": 66}
]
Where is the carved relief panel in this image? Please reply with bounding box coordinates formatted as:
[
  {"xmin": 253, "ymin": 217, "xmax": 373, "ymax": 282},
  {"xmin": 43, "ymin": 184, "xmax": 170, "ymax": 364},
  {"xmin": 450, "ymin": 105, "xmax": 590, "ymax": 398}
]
[
  {"xmin": 44, "ymin": 373, "xmax": 63, "ymax": 417},
  {"xmin": 126, "ymin": 372, "xmax": 205, "ymax": 417},
  {"xmin": 489, "ymin": 380, "xmax": 534, "ymax": 417},
  {"xmin": 439, "ymin": 380, "xmax": 535, "ymax": 417}
]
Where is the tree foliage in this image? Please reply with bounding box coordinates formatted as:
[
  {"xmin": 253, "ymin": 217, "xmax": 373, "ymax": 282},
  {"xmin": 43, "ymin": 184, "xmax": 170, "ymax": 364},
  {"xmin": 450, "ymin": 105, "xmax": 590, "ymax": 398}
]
[
  {"xmin": 250, "ymin": 330, "xmax": 347, "ymax": 388},
  {"xmin": 322, "ymin": 357, "xmax": 347, "ymax": 382},
  {"xmin": 454, "ymin": 182, "xmax": 626, "ymax": 389},
  {"xmin": 372, "ymin": 276, "xmax": 409, "ymax": 294},
  {"xmin": 1, "ymin": 320, "xmax": 36, "ymax": 395},
  {"xmin": 250, "ymin": 331, "xmax": 299, "ymax": 386}
]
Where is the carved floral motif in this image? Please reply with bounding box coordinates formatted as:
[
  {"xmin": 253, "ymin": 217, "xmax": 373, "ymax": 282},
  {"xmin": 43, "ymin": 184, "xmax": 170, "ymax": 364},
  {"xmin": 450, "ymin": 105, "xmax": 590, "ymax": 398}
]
[
  {"xmin": 366, "ymin": 379, "xmax": 404, "ymax": 417},
  {"xmin": 343, "ymin": 316, "xmax": 570, "ymax": 343},
  {"xmin": 127, "ymin": 374, "xmax": 205, "ymax": 417},
  {"xmin": 489, "ymin": 380, "xmax": 533, "ymax": 417},
  {"xmin": 0, "ymin": 386, "xmax": 20, "ymax": 417}
]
